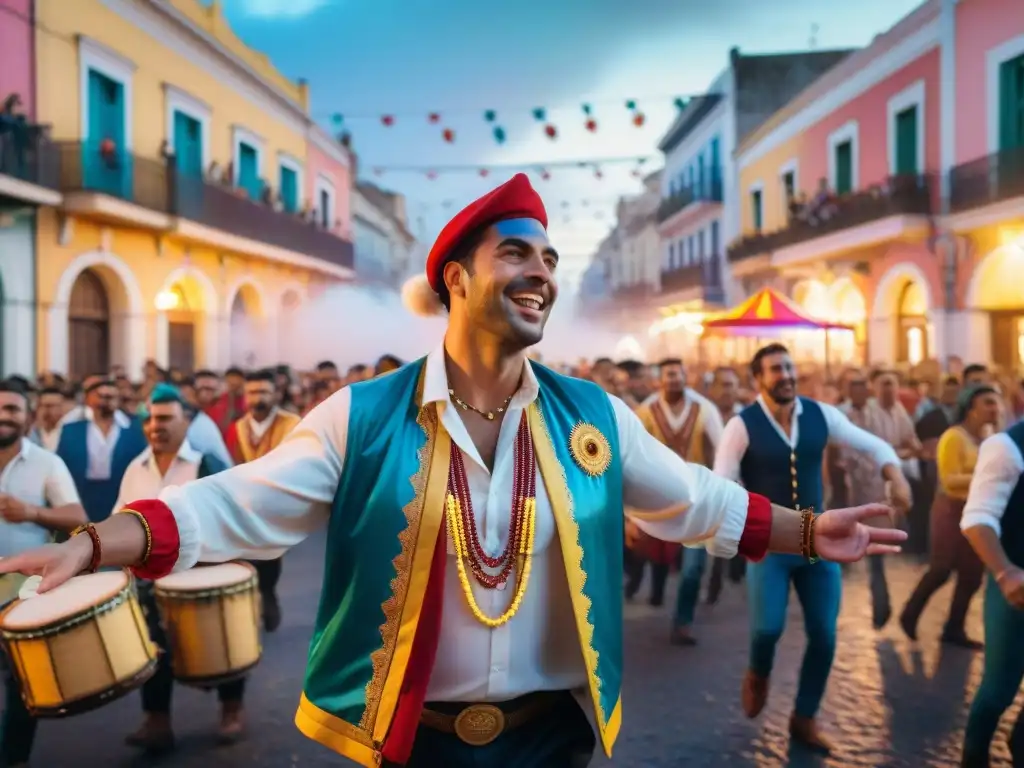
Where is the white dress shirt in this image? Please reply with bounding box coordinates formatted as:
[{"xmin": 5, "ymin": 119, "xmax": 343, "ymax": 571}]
[
  {"xmin": 0, "ymin": 440, "xmax": 81, "ymax": 558},
  {"xmin": 656, "ymin": 388, "xmax": 724, "ymax": 451},
  {"xmin": 113, "ymin": 440, "xmax": 204, "ymax": 517},
  {"xmin": 714, "ymin": 395, "xmax": 900, "ymax": 482},
  {"xmin": 960, "ymin": 433, "xmax": 1024, "ymax": 536},
  {"xmin": 82, "ymin": 410, "xmax": 132, "ymax": 481},
  {"xmin": 185, "ymin": 411, "xmax": 233, "ymax": 468},
  {"xmin": 159, "ymin": 343, "xmax": 750, "ymax": 702}
]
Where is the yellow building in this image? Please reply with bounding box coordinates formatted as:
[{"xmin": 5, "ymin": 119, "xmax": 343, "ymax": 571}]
[{"xmin": 34, "ymin": 0, "xmax": 354, "ymax": 378}]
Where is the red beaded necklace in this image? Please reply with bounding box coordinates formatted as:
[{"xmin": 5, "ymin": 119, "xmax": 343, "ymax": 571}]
[{"xmin": 447, "ymin": 413, "xmax": 536, "ymax": 590}]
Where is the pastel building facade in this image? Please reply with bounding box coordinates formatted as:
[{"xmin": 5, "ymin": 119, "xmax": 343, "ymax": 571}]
[
  {"xmin": 727, "ymin": 0, "xmax": 1024, "ymax": 372},
  {"xmin": 32, "ymin": 0, "xmax": 355, "ymax": 378}
]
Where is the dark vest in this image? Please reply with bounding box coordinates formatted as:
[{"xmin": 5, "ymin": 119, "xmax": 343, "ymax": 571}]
[
  {"xmin": 57, "ymin": 419, "xmax": 147, "ymax": 522},
  {"xmin": 739, "ymin": 397, "xmax": 829, "ymax": 513},
  {"xmin": 1001, "ymin": 422, "xmax": 1024, "ymax": 568}
]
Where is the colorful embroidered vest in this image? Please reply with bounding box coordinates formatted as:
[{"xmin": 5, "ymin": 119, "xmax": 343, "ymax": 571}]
[
  {"xmin": 739, "ymin": 397, "xmax": 828, "ymax": 514},
  {"xmin": 1000, "ymin": 421, "xmax": 1024, "ymax": 568},
  {"xmin": 294, "ymin": 359, "xmax": 624, "ymax": 766}
]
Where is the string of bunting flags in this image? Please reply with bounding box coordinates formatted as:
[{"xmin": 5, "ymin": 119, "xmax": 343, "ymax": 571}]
[
  {"xmin": 366, "ymin": 154, "xmax": 656, "ymax": 181},
  {"xmin": 325, "ymin": 94, "xmax": 694, "ymax": 146}
]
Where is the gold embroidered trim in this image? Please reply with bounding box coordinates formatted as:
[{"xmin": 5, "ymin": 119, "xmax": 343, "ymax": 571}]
[
  {"xmin": 531, "ymin": 405, "xmax": 606, "ymax": 726},
  {"xmin": 359, "ymin": 385, "xmax": 436, "ymax": 732}
]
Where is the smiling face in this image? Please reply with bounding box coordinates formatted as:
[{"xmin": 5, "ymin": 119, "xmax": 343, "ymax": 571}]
[
  {"xmin": 444, "ymin": 218, "xmax": 559, "ymax": 349},
  {"xmin": 755, "ymin": 351, "xmax": 797, "ymax": 405}
]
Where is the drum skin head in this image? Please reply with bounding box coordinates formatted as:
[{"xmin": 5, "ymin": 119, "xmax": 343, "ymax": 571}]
[
  {"xmin": 0, "ymin": 571, "xmax": 129, "ymax": 631},
  {"xmin": 155, "ymin": 562, "xmax": 255, "ymax": 591}
]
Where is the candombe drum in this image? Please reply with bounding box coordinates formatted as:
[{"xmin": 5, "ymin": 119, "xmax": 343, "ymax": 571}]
[
  {"xmin": 0, "ymin": 570, "xmax": 158, "ymax": 717},
  {"xmin": 153, "ymin": 562, "xmax": 262, "ymax": 687}
]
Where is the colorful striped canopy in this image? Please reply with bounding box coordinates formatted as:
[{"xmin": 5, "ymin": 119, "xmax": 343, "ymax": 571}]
[{"xmin": 703, "ymin": 288, "xmax": 852, "ymax": 333}]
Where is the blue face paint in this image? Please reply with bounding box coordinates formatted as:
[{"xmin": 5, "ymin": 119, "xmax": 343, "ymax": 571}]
[{"xmin": 494, "ymin": 218, "xmax": 547, "ymax": 239}]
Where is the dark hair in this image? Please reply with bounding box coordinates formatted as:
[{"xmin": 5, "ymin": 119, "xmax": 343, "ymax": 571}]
[
  {"xmin": 954, "ymin": 384, "xmax": 997, "ymax": 424},
  {"xmin": 657, "ymin": 357, "xmax": 683, "ymax": 369},
  {"xmin": 943, "ymin": 375, "xmax": 959, "ymax": 387},
  {"xmin": 616, "ymin": 360, "xmax": 645, "ymax": 376},
  {"xmin": 38, "ymin": 386, "xmax": 63, "ymax": 398},
  {"xmin": 375, "ymin": 354, "xmax": 403, "ymax": 374},
  {"xmin": 593, "ymin": 357, "xmax": 614, "ymax": 367},
  {"xmin": 225, "ymin": 366, "xmax": 244, "ymax": 378},
  {"xmin": 750, "ymin": 343, "xmax": 789, "ymax": 377},
  {"xmin": 311, "ymin": 380, "xmax": 330, "ymax": 396},
  {"xmin": 244, "ymin": 368, "xmax": 276, "ymax": 384},
  {"xmin": 194, "ymin": 369, "xmax": 217, "ymax": 379},
  {"xmin": 315, "ymin": 360, "xmax": 337, "ymax": 372},
  {"xmin": 0, "ymin": 378, "xmax": 30, "ymax": 402},
  {"xmin": 963, "ymin": 363, "xmax": 987, "ymax": 379},
  {"xmin": 348, "ymin": 364, "xmax": 368, "ymax": 375},
  {"xmin": 871, "ymin": 369, "xmax": 897, "ymax": 382},
  {"xmin": 437, "ymin": 225, "xmax": 487, "ymax": 311}
]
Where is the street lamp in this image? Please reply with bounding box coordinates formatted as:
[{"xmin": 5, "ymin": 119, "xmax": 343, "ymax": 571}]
[{"xmin": 155, "ymin": 289, "xmax": 181, "ymax": 311}]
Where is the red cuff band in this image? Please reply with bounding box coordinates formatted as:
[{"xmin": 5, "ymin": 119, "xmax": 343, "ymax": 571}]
[
  {"xmin": 737, "ymin": 493, "xmax": 772, "ymax": 562},
  {"xmin": 123, "ymin": 499, "xmax": 181, "ymax": 580}
]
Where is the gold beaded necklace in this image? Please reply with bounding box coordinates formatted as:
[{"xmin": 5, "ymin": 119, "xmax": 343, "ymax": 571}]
[{"xmin": 448, "ymin": 389, "xmax": 513, "ymax": 421}]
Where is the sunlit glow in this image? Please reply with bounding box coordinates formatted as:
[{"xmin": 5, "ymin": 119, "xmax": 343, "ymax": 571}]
[
  {"xmin": 906, "ymin": 327, "xmax": 924, "ymax": 365},
  {"xmin": 971, "ymin": 240, "xmax": 1024, "ymax": 310},
  {"xmin": 1017, "ymin": 318, "xmax": 1024, "ymax": 366},
  {"xmin": 155, "ymin": 290, "xmax": 181, "ymax": 311},
  {"xmin": 792, "ymin": 278, "xmax": 865, "ymax": 364},
  {"xmin": 647, "ymin": 312, "xmax": 706, "ymax": 337},
  {"xmin": 614, "ymin": 335, "xmax": 645, "ymax": 360}
]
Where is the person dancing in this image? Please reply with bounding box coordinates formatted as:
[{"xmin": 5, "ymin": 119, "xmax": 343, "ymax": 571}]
[
  {"xmin": 958, "ymin": 416, "xmax": 1024, "ymax": 767},
  {"xmin": 900, "ymin": 386, "xmax": 1002, "ymax": 649},
  {"xmin": 714, "ymin": 343, "xmax": 911, "ymax": 754},
  {"xmin": 0, "ymin": 175, "xmax": 905, "ymax": 768}
]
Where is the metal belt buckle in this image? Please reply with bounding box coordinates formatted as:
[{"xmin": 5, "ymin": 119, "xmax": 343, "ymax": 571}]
[{"xmin": 453, "ymin": 703, "xmax": 505, "ymax": 746}]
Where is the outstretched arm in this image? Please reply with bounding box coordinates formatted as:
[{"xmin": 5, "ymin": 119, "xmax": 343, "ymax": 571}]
[
  {"xmin": 960, "ymin": 433, "xmax": 1024, "ymax": 577},
  {"xmin": 0, "ymin": 390, "xmax": 352, "ymax": 589}
]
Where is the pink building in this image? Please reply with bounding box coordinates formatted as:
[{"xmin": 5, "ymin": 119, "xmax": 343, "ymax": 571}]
[
  {"xmin": 305, "ymin": 126, "xmax": 353, "ymax": 240},
  {"xmin": 0, "ymin": 0, "xmax": 34, "ymax": 118}
]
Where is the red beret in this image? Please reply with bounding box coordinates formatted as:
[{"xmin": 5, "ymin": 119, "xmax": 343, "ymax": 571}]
[{"xmin": 425, "ymin": 173, "xmax": 547, "ymax": 293}]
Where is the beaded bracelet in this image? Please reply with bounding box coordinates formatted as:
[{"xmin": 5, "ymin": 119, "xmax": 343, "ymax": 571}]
[
  {"xmin": 70, "ymin": 523, "xmax": 102, "ymax": 574},
  {"xmin": 120, "ymin": 508, "xmax": 153, "ymax": 566},
  {"xmin": 798, "ymin": 508, "xmax": 819, "ymax": 563}
]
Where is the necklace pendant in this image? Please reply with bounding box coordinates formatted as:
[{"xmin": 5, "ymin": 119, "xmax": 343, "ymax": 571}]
[
  {"xmin": 495, "ymin": 580, "xmax": 507, "ymax": 591},
  {"xmin": 486, "ymin": 412, "xmax": 495, "ymax": 420}
]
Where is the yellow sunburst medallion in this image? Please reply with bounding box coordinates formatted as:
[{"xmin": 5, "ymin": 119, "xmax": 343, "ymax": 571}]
[{"xmin": 569, "ymin": 422, "xmax": 612, "ymax": 477}]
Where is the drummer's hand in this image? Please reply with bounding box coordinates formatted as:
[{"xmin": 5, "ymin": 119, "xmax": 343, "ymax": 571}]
[
  {"xmin": 0, "ymin": 494, "xmax": 38, "ymax": 524},
  {"xmin": 0, "ymin": 536, "xmax": 93, "ymax": 593}
]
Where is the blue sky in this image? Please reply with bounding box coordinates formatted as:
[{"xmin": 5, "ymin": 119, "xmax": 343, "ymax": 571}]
[{"xmin": 221, "ymin": 0, "xmax": 924, "ymax": 273}]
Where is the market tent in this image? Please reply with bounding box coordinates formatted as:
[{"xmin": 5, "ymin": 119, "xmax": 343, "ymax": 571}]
[{"xmin": 703, "ymin": 287, "xmax": 852, "ymax": 334}]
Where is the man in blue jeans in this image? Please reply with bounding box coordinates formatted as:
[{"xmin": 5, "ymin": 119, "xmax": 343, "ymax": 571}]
[
  {"xmin": 958, "ymin": 420, "xmax": 1024, "ymax": 767},
  {"xmin": 631, "ymin": 358, "xmax": 723, "ymax": 642},
  {"xmin": 713, "ymin": 345, "xmax": 910, "ymax": 754}
]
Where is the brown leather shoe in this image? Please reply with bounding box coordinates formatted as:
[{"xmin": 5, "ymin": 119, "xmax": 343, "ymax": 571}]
[
  {"xmin": 741, "ymin": 669, "xmax": 769, "ymax": 718},
  {"xmin": 789, "ymin": 714, "xmax": 833, "ymax": 754},
  {"xmin": 217, "ymin": 702, "xmax": 245, "ymax": 745},
  {"xmin": 670, "ymin": 626, "xmax": 697, "ymax": 646},
  {"xmin": 124, "ymin": 715, "xmax": 175, "ymax": 752}
]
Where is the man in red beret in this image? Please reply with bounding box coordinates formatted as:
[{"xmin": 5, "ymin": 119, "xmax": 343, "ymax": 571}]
[{"xmin": 1, "ymin": 174, "xmax": 906, "ymax": 768}]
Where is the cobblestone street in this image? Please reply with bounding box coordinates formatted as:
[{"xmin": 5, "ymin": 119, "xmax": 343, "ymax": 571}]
[{"xmin": 4, "ymin": 536, "xmax": 1019, "ymax": 767}]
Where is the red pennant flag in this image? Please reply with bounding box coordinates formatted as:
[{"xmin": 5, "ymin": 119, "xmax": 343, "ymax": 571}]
[
  {"xmin": 381, "ymin": 115, "xmax": 395, "ymax": 127},
  {"xmin": 428, "ymin": 113, "xmax": 441, "ymax": 124}
]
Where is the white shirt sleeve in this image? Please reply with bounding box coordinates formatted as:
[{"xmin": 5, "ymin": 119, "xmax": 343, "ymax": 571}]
[
  {"xmin": 611, "ymin": 395, "xmax": 749, "ymax": 559},
  {"xmin": 697, "ymin": 395, "xmax": 725, "ymax": 451},
  {"xmin": 161, "ymin": 388, "xmax": 350, "ymax": 571},
  {"xmin": 960, "ymin": 433, "xmax": 1024, "ymax": 537},
  {"xmin": 43, "ymin": 453, "xmax": 82, "ymax": 507},
  {"xmin": 713, "ymin": 414, "xmax": 750, "ymax": 482},
  {"xmin": 820, "ymin": 401, "xmax": 900, "ymax": 468}
]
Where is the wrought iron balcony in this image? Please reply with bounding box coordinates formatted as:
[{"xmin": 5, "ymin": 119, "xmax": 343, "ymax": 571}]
[
  {"xmin": 0, "ymin": 116, "xmax": 60, "ymax": 192},
  {"xmin": 53, "ymin": 141, "xmax": 353, "ymax": 270},
  {"xmin": 660, "ymin": 255, "xmax": 725, "ymax": 304},
  {"xmin": 949, "ymin": 147, "xmax": 1024, "ymax": 214},
  {"xmin": 57, "ymin": 140, "xmax": 172, "ymax": 213},
  {"xmin": 172, "ymin": 173, "xmax": 354, "ymax": 270},
  {"xmin": 727, "ymin": 173, "xmax": 934, "ymax": 262},
  {"xmin": 657, "ymin": 174, "xmax": 723, "ymax": 223}
]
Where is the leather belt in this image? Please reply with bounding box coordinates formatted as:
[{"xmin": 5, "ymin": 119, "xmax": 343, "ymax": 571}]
[{"xmin": 419, "ymin": 691, "xmax": 563, "ymax": 746}]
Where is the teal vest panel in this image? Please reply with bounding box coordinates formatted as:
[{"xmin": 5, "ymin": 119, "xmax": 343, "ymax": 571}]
[
  {"xmin": 532, "ymin": 364, "xmax": 624, "ymax": 725},
  {"xmin": 303, "ymin": 361, "xmax": 428, "ymax": 729}
]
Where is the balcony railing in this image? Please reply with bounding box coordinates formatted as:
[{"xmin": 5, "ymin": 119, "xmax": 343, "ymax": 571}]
[
  {"xmin": 0, "ymin": 116, "xmax": 60, "ymax": 190},
  {"xmin": 660, "ymin": 255, "xmax": 724, "ymax": 304},
  {"xmin": 54, "ymin": 141, "xmax": 353, "ymax": 270},
  {"xmin": 949, "ymin": 146, "xmax": 1024, "ymax": 214},
  {"xmin": 173, "ymin": 174, "xmax": 353, "ymax": 269},
  {"xmin": 727, "ymin": 174, "xmax": 934, "ymax": 262},
  {"xmin": 657, "ymin": 174, "xmax": 723, "ymax": 223},
  {"xmin": 57, "ymin": 140, "xmax": 171, "ymax": 213}
]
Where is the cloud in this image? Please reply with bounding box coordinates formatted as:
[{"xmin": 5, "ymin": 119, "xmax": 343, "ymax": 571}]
[{"xmin": 232, "ymin": 0, "xmax": 330, "ymax": 19}]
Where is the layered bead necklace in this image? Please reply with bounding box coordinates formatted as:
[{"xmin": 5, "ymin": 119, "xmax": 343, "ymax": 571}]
[{"xmin": 445, "ymin": 412, "xmax": 537, "ymax": 628}]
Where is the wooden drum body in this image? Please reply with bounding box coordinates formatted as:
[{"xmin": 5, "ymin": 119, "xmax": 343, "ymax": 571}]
[
  {"xmin": 154, "ymin": 562, "xmax": 261, "ymax": 688},
  {"xmin": 0, "ymin": 571, "xmax": 157, "ymax": 718}
]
